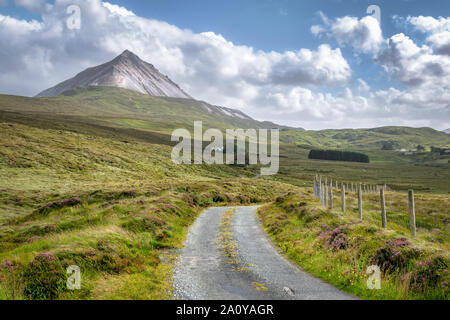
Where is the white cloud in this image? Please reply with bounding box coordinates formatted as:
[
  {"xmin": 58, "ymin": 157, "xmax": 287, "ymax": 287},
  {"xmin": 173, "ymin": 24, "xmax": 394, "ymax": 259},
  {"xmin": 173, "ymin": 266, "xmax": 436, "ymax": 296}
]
[
  {"xmin": 312, "ymin": 14, "xmax": 384, "ymax": 54},
  {"xmin": 102, "ymin": 2, "xmax": 135, "ymax": 17},
  {"xmin": 0, "ymin": 0, "xmax": 352, "ymax": 98},
  {"xmin": 0, "ymin": 1, "xmax": 448, "ymax": 130},
  {"xmin": 376, "ymin": 33, "xmax": 450, "ymax": 87},
  {"xmin": 407, "ymin": 16, "xmax": 450, "ymax": 55}
]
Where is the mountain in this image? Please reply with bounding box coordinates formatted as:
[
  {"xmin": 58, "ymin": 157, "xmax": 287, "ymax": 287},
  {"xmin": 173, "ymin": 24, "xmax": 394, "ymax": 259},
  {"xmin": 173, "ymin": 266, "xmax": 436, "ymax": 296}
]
[
  {"xmin": 444, "ymin": 129, "xmax": 450, "ymax": 134},
  {"xmin": 33, "ymin": 50, "xmax": 298, "ymax": 130},
  {"xmin": 1, "ymin": 86, "xmax": 293, "ymax": 132},
  {"xmin": 35, "ymin": 50, "xmax": 192, "ymax": 99}
]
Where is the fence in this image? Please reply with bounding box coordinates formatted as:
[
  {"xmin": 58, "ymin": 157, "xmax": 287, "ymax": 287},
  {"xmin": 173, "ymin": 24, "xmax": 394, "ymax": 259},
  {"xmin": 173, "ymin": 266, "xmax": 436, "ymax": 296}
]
[{"xmin": 313, "ymin": 174, "xmax": 417, "ymax": 237}]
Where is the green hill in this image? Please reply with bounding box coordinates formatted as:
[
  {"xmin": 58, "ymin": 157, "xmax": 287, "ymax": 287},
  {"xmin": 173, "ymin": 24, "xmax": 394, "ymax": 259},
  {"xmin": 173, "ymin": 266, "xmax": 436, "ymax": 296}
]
[
  {"xmin": 281, "ymin": 127, "xmax": 450, "ymax": 151},
  {"xmin": 0, "ymin": 86, "xmax": 292, "ymax": 134}
]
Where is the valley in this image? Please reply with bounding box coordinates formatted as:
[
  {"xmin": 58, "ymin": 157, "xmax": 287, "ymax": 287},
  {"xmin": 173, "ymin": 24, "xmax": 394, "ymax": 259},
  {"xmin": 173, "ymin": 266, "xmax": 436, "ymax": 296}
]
[{"xmin": 0, "ymin": 51, "xmax": 448, "ymax": 300}]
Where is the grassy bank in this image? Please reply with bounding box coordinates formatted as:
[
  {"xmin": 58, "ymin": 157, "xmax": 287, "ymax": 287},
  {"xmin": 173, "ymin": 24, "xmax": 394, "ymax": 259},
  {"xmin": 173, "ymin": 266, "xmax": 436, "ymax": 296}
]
[{"xmin": 257, "ymin": 190, "xmax": 449, "ymax": 300}]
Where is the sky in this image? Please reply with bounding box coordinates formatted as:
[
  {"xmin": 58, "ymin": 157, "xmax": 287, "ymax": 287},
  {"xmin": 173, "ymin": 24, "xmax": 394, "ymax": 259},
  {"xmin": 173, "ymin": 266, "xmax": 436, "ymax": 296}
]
[{"xmin": 0, "ymin": 0, "xmax": 449, "ymax": 130}]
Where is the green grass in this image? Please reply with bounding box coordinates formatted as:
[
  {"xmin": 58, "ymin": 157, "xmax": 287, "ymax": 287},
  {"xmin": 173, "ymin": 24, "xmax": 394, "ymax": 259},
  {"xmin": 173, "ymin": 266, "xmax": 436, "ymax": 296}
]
[
  {"xmin": 273, "ymin": 143, "xmax": 450, "ymax": 194},
  {"xmin": 257, "ymin": 189, "xmax": 449, "ymax": 300},
  {"xmin": 0, "ymin": 119, "xmax": 294, "ymax": 300}
]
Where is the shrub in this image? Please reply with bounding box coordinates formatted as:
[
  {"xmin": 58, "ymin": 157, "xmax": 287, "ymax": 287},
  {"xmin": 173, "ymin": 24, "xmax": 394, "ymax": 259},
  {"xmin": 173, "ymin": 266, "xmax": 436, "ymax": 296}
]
[
  {"xmin": 120, "ymin": 190, "xmax": 137, "ymax": 198},
  {"xmin": 22, "ymin": 253, "xmax": 66, "ymax": 300},
  {"xmin": 409, "ymin": 256, "xmax": 449, "ymax": 293},
  {"xmin": 0, "ymin": 259, "xmax": 23, "ymax": 299},
  {"xmin": 321, "ymin": 227, "xmax": 348, "ymax": 251},
  {"xmin": 38, "ymin": 197, "xmax": 82, "ymax": 214},
  {"xmin": 371, "ymin": 238, "xmax": 422, "ymax": 274},
  {"xmin": 122, "ymin": 215, "xmax": 166, "ymax": 233},
  {"xmin": 55, "ymin": 250, "xmax": 144, "ymax": 274}
]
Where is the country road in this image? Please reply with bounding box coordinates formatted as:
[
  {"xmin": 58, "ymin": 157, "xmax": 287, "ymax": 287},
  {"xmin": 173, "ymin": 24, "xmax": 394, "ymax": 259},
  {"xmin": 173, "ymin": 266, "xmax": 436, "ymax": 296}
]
[{"xmin": 173, "ymin": 206, "xmax": 357, "ymax": 300}]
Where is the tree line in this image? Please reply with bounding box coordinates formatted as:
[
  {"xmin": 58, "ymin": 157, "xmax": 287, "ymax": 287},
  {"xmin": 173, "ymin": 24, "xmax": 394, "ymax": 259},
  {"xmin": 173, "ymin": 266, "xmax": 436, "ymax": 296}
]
[{"xmin": 308, "ymin": 149, "xmax": 370, "ymax": 163}]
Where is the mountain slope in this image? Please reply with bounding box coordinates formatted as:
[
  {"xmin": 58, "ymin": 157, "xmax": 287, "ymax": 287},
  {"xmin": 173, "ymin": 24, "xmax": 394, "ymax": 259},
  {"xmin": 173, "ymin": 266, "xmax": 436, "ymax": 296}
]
[
  {"xmin": 1, "ymin": 86, "xmax": 292, "ymax": 132},
  {"xmin": 444, "ymin": 128, "xmax": 450, "ymax": 134},
  {"xmin": 35, "ymin": 50, "xmax": 191, "ymax": 99}
]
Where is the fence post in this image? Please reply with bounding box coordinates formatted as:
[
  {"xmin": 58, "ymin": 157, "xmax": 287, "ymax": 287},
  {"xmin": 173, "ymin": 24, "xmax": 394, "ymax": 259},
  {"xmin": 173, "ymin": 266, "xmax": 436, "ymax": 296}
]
[
  {"xmin": 320, "ymin": 183, "xmax": 324, "ymax": 206},
  {"xmin": 380, "ymin": 188, "xmax": 387, "ymax": 228},
  {"xmin": 341, "ymin": 185, "xmax": 346, "ymax": 213},
  {"xmin": 329, "ymin": 181, "xmax": 333, "ymax": 209},
  {"xmin": 409, "ymin": 190, "xmax": 416, "ymax": 237},
  {"xmin": 320, "ymin": 183, "xmax": 323, "ymax": 205},
  {"xmin": 325, "ymin": 184, "xmax": 329, "ymax": 207},
  {"xmin": 358, "ymin": 184, "xmax": 363, "ymax": 220},
  {"xmin": 314, "ymin": 176, "xmax": 317, "ymax": 197}
]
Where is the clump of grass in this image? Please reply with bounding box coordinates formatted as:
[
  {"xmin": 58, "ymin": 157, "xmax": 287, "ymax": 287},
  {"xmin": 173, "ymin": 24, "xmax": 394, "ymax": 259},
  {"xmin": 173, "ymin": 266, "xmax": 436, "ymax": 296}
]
[
  {"xmin": 22, "ymin": 252, "xmax": 66, "ymax": 300},
  {"xmin": 38, "ymin": 197, "xmax": 83, "ymax": 215}
]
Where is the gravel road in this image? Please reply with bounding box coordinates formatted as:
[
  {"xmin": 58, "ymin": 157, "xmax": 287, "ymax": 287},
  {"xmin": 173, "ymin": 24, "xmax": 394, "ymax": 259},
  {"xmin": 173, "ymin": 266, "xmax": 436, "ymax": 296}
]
[{"xmin": 173, "ymin": 206, "xmax": 357, "ymax": 300}]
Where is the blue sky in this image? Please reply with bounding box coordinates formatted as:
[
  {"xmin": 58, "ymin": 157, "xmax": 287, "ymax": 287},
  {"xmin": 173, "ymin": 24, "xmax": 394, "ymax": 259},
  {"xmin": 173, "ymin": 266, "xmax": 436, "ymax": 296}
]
[{"xmin": 0, "ymin": 0, "xmax": 449, "ymax": 129}]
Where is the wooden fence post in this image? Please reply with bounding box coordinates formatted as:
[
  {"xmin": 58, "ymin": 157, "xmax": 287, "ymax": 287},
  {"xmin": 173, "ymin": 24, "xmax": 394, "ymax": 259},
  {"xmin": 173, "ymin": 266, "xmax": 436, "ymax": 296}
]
[
  {"xmin": 358, "ymin": 184, "xmax": 363, "ymax": 220},
  {"xmin": 409, "ymin": 190, "xmax": 416, "ymax": 237},
  {"xmin": 314, "ymin": 176, "xmax": 317, "ymax": 198},
  {"xmin": 341, "ymin": 185, "xmax": 346, "ymax": 213},
  {"xmin": 325, "ymin": 184, "xmax": 329, "ymax": 207},
  {"xmin": 320, "ymin": 183, "xmax": 324, "ymax": 206},
  {"xmin": 329, "ymin": 181, "xmax": 333, "ymax": 209},
  {"xmin": 380, "ymin": 189, "xmax": 387, "ymax": 228},
  {"xmin": 321, "ymin": 183, "xmax": 325, "ymax": 206}
]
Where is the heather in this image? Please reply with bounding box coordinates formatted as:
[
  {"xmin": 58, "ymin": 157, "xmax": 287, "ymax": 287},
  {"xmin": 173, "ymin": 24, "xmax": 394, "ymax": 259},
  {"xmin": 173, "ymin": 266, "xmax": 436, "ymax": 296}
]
[{"xmin": 258, "ymin": 191, "xmax": 449, "ymax": 300}]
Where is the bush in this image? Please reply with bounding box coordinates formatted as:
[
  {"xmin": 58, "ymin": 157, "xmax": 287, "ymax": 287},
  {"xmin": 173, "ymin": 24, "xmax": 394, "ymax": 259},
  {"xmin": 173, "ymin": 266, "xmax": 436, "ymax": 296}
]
[
  {"xmin": 22, "ymin": 253, "xmax": 66, "ymax": 300},
  {"xmin": 38, "ymin": 197, "xmax": 82, "ymax": 214},
  {"xmin": 409, "ymin": 256, "xmax": 449, "ymax": 293},
  {"xmin": 371, "ymin": 238, "xmax": 422, "ymax": 274},
  {"xmin": 122, "ymin": 216, "xmax": 166, "ymax": 233},
  {"xmin": 321, "ymin": 226, "xmax": 348, "ymax": 251},
  {"xmin": 55, "ymin": 249, "xmax": 145, "ymax": 274}
]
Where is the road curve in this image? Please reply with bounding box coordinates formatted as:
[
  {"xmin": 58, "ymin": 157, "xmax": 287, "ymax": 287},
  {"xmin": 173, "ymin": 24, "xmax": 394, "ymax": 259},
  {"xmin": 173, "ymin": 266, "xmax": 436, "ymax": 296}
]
[{"xmin": 173, "ymin": 206, "xmax": 357, "ymax": 300}]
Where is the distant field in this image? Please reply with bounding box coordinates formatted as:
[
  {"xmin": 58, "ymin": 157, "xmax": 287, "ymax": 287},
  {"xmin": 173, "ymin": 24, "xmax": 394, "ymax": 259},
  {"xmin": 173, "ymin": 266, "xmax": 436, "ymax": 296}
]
[{"xmin": 273, "ymin": 143, "xmax": 450, "ymax": 194}]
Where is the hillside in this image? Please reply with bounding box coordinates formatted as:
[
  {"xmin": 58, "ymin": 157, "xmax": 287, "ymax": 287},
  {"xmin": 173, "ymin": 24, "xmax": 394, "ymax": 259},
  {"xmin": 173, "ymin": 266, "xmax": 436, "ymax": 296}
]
[
  {"xmin": 0, "ymin": 87, "xmax": 290, "ymax": 133},
  {"xmin": 281, "ymin": 127, "xmax": 450, "ymax": 151},
  {"xmin": 1, "ymin": 87, "xmax": 449, "ymax": 194}
]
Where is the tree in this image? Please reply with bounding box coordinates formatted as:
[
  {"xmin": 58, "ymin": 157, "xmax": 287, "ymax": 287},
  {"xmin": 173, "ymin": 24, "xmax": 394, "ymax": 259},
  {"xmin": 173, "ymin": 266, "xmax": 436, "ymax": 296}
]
[{"xmin": 308, "ymin": 150, "xmax": 370, "ymax": 163}]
